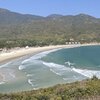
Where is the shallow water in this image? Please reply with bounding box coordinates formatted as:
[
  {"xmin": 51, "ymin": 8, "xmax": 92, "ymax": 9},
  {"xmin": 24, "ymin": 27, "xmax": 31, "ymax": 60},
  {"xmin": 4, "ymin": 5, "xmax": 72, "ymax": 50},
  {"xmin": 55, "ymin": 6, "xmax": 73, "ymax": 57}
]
[{"xmin": 0, "ymin": 45, "xmax": 100, "ymax": 93}]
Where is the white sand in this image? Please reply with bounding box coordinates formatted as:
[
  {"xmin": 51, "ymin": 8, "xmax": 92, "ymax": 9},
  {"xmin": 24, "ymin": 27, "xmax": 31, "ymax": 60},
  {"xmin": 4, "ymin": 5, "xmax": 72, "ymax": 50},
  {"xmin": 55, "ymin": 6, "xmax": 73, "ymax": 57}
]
[
  {"xmin": 0, "ymin": 43, "xmax": 100, "ymax": 83},
  {"xmin": 0, "ymin": 43, "xmax": 100, "ymax": 63}
]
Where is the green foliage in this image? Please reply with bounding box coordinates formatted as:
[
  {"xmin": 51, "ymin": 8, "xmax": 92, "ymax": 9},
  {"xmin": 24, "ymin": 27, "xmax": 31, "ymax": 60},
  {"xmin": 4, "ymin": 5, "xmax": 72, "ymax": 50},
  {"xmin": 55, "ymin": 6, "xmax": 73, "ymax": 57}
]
[
  {"xmin": 0, "ymin": 79, "xmax": 100, "ymax": 100},
  {"xmin": 0, "ymin": 9, "xmax": 100, "ymax": 48},
  {"xmin": 91, "ymin": 75, "xmax": 98, "ymax": 80}
]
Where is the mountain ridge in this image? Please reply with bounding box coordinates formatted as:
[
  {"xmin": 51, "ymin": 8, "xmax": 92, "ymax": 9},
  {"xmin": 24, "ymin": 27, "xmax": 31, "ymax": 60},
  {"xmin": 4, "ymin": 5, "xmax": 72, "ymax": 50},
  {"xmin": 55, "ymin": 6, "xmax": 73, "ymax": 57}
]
[{"xmin": 0, "ymin": 8, "xmax": 100, "ymax": 48}]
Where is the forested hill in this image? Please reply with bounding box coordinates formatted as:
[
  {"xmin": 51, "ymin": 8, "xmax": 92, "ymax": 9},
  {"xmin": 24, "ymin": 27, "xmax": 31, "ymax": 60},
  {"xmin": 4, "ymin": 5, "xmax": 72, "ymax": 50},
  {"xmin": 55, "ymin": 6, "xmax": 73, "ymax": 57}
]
[{"xmin": 0, "ymin": 8, "xmax": 100, "ymax": 48}]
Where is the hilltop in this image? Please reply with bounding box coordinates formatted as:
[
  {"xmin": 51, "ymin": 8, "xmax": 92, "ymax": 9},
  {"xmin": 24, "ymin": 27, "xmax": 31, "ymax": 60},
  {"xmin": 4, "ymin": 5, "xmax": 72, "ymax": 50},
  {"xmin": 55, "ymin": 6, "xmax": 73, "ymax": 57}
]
[{"xmin": 0, "ymin": 8, "xmax": 100, "ymax": 48}]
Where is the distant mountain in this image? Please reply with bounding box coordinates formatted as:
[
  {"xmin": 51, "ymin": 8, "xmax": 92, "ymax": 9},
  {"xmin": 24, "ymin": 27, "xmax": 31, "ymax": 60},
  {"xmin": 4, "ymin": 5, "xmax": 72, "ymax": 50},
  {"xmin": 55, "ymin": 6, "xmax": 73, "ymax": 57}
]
[
  {"xmin": 46, "ymin": 14, "xmax": 63, "ymax": 19},
  {"xmin": 0, "ymin": 8, "xmax": 100, "ymax": 43},
  {"xmin": 0, "ymin": 8, "xmax": 44, "ymax": 25}
]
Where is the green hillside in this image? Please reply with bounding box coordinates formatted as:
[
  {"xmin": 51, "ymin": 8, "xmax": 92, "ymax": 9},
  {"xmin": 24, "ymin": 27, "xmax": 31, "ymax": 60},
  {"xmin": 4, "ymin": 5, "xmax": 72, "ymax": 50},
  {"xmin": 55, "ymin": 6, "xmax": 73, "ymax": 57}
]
[
  {"xmin": 0, "ymin": 8, "xmax": 100, "ymax": 48},
  {"xmin": 0, "ymin": 77, "xmax": 100, "ymax": 100}
]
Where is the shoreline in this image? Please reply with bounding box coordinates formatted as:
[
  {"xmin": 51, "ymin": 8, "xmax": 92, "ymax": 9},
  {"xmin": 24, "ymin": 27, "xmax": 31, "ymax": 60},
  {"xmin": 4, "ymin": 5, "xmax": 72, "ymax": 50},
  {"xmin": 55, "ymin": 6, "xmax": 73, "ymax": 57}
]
[
  {"xmin": 0, "ymin": 43, "xmax": 100, "ymax": 92},
  {"xmin": 0, "ymin": 43, "xmax": 100, "ymax": 64},
  {"xmin": 0, "ymin": 45, "xmax": 79, "ymax": 64}
]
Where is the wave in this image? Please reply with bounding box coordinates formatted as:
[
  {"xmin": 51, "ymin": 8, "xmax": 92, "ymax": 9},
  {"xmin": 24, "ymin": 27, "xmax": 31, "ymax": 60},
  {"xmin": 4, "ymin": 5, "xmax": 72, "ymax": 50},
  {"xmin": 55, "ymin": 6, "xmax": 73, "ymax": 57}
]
[
  {"xmin": 43, "ymin": 61, "xmax": 100, "ymax": 79},
  {"xmin": 65, "ymin": 61, "xmax": 74, "ymax": 66},
  {"xmin": 0, "ymin": 61, "xmax": 12, "ymax": 69},
  {"xmin": 21, "ymin": 59, "xmax": 30, "ymax": 64},
  {"xmin": 28, "ymin": 79, "xmax": 37, "ymax": 87},
  {"xmin": 50, "ymin": 69, "xmax": 62, "ymax": 76},
  {"xmin": 28, "ymin": 79, "xmax": 34, "ymax": 87},
  {"xmin": 22, "ymin": 48, "xmax": 61, "ymax": 63},
  {"xmin": 19, "ymin": 48, "xmax": 61, "ymax": 70},
  {"xmin": 72, "ymin": 68, "xmax": 100, "ymax": 79},
  {"xmin": 18, "ymin": 65, "xmax": 26, "ymax": 70},
  {"xmin": 43, "ymin": 62, "xmax": 71, "ymax": 76},
  {"xmin": 30, "ymin": 48, "xmax": 61, "ymax": 60},
  {"xmin": 26, "ymin": 74, "xmax": 34, "ymax": 77},
  {"xmin": 0, "ymin": 81, "xmax": 5, "ymax": 85}
]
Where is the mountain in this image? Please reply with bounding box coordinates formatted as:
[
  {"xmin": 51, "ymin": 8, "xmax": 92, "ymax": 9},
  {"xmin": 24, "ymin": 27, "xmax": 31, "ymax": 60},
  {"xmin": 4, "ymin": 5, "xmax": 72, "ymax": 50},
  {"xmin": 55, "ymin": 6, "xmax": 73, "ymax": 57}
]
[
  {"xmin": 0, "ymin": 8, "xmax": 44, "ymax": 25},
  {"xmin": 46, "ymin": 14, "xmax": 63, "ymax": 19},
  {"xmin": 0, "ymin": 8, "xmax": 100, "ymax": 47}
]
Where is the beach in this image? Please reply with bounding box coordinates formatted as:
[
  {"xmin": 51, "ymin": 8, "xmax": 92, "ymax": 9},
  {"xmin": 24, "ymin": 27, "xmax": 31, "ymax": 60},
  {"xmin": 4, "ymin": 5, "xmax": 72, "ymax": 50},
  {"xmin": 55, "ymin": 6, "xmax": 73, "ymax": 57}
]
[
  {"xmin": 0, "ymin": 45, "xmax": 80, "ymax": 63},
  {"xmin": 0, "ymin": 43, "xmax": 100, "ymax": 63},
  {"xmin": 0, "ymin": 43, "xmax": 100, "ymax": 93},
  {"xmin": 0, "ymin": 45, "xmax": 80, "ymax": 83}
]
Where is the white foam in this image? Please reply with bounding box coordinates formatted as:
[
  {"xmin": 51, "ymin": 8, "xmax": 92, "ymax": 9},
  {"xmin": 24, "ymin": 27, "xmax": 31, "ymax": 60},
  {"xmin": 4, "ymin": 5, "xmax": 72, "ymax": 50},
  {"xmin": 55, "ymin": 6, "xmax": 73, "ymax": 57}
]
[
  {"xmin": 43, "ymin": 62, "xmax": 100, "ymax": 79},
  {"xmin": 21, "ymin": 59, "xmax": 30, "ymax": 64},
  {"xmin": 72, "ymin": 68, "xmax": 100, "ymax": 78},
  {"xmin": 0, "ymin": 81, "xmax": 5, "ymax": 85},
  {"xmin": 0, "ymin": 62, "xmax": 12, "ymax": 68},
  {"xmin": 27, "ymin": 74, "xmax": 34, "ymax": 77},
  {"xmin": 43, "ymin": 62, "xmax": 71, "ymax": 76},
  {"xmin": 19, "ymin": 65, "xmax": 26, "ymax": 70},
  {"xmin": 21, "ymin": 48, "xmax": 61, "ymax": 65},
  {"xmin": 50, "ymin": 69, "xmax": 62, "ymax": 76},
  {"xmin": 28, "ymin": 79, "xmax": 37, "ymax": 87},
  {"xmin": 31, "ymin": 48, "xmax": 61, "ymax": 60},
  {"xmin": 65, "ymin": 61, "xmax": 74, "ymax": 66},
  {"xmin": 19, "ymin": 48, "xmax": 61, "ymax": 70},
  {"xmin": 28, "ymin": 79, "xmax": 34, "ymax": 87}
]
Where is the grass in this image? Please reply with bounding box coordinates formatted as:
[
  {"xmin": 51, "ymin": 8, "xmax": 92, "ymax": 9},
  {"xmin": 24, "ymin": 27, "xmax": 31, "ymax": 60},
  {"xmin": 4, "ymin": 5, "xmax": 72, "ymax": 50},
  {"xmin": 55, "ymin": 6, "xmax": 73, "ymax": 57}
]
[{"xmin": 0, "ymin": 77, "xmax": 100, "ymax": 100}]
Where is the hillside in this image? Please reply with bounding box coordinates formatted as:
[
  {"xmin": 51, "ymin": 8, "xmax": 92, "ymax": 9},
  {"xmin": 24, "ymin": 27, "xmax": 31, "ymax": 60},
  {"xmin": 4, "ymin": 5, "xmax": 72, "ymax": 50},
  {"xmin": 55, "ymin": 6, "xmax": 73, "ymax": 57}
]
[
  {"xmin": 0, "ymin": 77, "xmax": 100, "ymax": 100},
  {"xmin": 0, "ymin": 8, "xmax": 100, "ymax": 48}
]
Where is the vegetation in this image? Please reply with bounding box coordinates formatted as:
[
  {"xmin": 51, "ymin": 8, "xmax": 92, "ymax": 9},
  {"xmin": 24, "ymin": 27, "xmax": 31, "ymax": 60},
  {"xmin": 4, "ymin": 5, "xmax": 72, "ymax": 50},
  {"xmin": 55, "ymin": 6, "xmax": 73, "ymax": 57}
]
[
  {"xmin": 0, "ymin": 8, "xmax": 100, "ymax": 100},
  {"xmin": 0, "ymin": 8, "xmax": 100, "ymax": 48},
  {"xmin": 0, "ymin": 77, "xmax": 100, "ymax": 100}
]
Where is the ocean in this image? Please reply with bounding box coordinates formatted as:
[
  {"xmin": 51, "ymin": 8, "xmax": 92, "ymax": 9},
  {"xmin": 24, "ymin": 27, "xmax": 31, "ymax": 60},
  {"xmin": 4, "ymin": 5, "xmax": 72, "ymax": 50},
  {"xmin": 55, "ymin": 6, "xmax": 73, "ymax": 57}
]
[{"xmin": 0, "ymin": 45, "xmax": 100, "ymax": 93}]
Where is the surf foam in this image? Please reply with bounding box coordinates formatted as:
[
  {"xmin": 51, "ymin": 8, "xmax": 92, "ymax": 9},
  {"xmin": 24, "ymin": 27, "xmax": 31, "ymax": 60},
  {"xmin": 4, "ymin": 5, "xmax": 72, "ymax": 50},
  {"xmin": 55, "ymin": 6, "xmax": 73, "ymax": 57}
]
[
  {"xmin": 43, "ymin": 62, "xmax": 71, "ymax": 76},
  {"xmin": 72, "ymin": 68, "xmax": 100, "ymax": 78},
  {"xmin": 0, "ymin": 61, "xmax": 12, "ymax": 68},
  {"xmin": 19, "ymin": 65, "xmax": 26, "ymax": 70},
  {"xmin": 0, "ymin": 81, "xmax": 5, "ymax": 85},
  {"xmin": 19, "ymin": 48, "xmax": 61, "ymax": 70},
  {"xmin": 28, "ymin": 79, "xmax": 37, "ymax": 87}
]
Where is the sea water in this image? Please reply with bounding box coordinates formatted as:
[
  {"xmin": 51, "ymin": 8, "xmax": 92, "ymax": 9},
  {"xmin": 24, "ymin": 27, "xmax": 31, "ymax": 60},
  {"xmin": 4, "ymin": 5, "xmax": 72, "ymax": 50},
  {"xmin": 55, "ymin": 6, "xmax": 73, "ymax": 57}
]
[{"xmin": 0, "ymin": 45, "xmax": 100, "ymax": 93}]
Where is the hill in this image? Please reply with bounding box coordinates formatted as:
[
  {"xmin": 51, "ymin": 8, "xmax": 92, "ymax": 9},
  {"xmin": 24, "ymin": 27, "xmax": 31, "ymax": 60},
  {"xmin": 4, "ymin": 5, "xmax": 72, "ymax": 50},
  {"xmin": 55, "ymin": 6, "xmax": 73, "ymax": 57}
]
[
  {"xmin": 0, "ymin": 8, "xmax": 100, "ymax": 48},
  {"xmin": 0, "ymin": 77, "xmax": 100, "ymax": 100}
]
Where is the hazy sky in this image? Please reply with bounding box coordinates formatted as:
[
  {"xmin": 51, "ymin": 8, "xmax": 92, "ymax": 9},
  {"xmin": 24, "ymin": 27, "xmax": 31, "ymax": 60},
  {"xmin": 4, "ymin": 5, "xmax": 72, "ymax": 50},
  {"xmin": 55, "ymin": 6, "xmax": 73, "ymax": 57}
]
[{"xmin": 0, "ymin": 0, "xmax": 100, "ymax": 17}]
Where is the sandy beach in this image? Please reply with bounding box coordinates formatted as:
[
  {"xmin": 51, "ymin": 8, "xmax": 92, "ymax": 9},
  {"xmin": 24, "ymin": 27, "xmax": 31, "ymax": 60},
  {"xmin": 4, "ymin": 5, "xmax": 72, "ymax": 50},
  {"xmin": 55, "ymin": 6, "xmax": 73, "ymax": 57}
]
[
  {"xmin": 0, "ymin": 43, "xmax": 100, "ymax": 92},
  {"xmin": 0, "ymin": 45, "xmax": 79, "ymax": 63},
  {"xmin": 0, "ymin": 43, "xmax": 100, "ymax": 63},
  {"xmin": 0, "ymin": 44, "xmax": 81, "ymax": 83}
]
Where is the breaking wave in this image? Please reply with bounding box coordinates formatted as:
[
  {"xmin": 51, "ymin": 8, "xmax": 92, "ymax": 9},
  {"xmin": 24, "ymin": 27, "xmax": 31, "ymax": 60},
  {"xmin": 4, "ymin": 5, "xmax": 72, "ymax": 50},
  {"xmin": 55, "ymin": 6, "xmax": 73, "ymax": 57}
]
[
  {"xmin": 19, "ymin": 65, "xmax": 26, "ymax": 70},
  {"xmin": 43, "ymin": 62, "xmax": 72, "ymax": 76},
  {"xmin": 19, "ymin": 48, "xmax": 61, "ymax": 70},
  {"xmin": 72, "ymin": 68, "xmax": 100, "ymax": 79},
  {"xmin": 43, "ymin": 62, "xmax": 100, "ymax": 79},
  {"xmin": 0, "ymin": 61, "xmax": 12, "ymax": 68},
  {"xmin": 28, "ymin": 79, "xmax": 38, "ymax": 87}
]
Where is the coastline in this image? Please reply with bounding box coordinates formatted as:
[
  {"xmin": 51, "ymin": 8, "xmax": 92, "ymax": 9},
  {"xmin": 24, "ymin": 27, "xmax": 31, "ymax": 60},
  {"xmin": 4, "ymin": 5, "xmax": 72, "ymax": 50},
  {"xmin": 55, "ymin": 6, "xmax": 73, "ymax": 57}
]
[
  {"xmin": 0, "ymin": 45, "xmax": 79, "ymax": 63},
  {"xmin": 0, "ymin": 43, "xmax": 100, "ymax": 63},
  {"xmin": 0, "ymin": 43, "xmax": 100, "ymax": 92}
]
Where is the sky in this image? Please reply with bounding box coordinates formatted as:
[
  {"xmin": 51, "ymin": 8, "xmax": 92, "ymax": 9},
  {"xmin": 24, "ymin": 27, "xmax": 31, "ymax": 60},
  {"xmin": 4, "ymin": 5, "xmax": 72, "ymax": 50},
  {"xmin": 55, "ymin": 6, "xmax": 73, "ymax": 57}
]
[{"xmin": 0, "ymin": 0, "xmax": 100, "ymax": 17}]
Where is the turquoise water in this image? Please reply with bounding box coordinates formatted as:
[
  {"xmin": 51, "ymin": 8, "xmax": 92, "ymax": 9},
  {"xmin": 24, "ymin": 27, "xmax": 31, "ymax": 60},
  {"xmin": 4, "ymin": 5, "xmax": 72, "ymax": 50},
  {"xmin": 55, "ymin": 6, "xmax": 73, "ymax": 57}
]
[{"xmin": 0, "ymin": 45, "xmax": 100, "ymax": 93}]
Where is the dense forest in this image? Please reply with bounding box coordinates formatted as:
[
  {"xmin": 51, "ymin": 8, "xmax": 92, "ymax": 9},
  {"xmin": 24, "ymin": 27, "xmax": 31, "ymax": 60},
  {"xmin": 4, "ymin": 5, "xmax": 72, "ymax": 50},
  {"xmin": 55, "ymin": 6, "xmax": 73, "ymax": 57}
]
[
  {"xmin": 0, "ymin": 77, "xmax": 100, "ymax": 100},
  {"xmin": 0, "ymin": 8, "xmax": 100, "ymax": 48}
]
